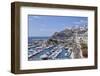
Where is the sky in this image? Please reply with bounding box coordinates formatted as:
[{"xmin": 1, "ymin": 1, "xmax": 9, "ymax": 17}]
[{"xmin": 28, "ymin": 15, "xmax": 88, "ymax": 37}]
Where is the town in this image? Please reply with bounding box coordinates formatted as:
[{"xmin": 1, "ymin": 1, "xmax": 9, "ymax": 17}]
[{"xmin": 28, "ymin": 26, "xmax": 88, "ymax": 61}]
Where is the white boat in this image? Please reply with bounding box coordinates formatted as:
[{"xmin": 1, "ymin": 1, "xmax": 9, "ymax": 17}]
[
  {"xmin": 45, "ymin": 45, "xmax": 54, "ymax": 49},
  {"xmin": 40, "ymin": 54, "xmax": 48, "ymax": 60}
]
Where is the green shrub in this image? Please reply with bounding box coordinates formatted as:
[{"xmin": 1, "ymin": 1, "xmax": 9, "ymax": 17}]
[{"xmin": 81, "ymin": 43, "xmax": 87, "ymax": 49}]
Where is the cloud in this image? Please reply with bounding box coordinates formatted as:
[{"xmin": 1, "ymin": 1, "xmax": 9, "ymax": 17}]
[
  {"xmin": 73, "ymin": 20, "xmax": 87, "ymax": 25},
  {"xmin": 80, "ymin": 20, "xmax": 87, "ymax": 23},
  {"xmin": 32, "ymin": 16, "xmax": 40, "ymax": 19}
]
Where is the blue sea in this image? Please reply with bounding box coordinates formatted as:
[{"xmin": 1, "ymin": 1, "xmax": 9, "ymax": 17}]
[
  {"xmin": 28, "ymin": 37, "xmax": 71, "ymax": 60},
  {"xmin": 28, "ymin": 37, "xmax": 49, "ymax": 44}
]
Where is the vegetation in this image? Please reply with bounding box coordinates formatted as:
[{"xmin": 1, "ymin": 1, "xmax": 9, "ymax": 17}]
[
  {"xmin": 47, "ymin": 39, "xmax": 59, "ymax": 45},
  {"xmin": 80, "ymin": 43, "xmax": 88, "ymax": 58},
  {"xmin": 81, "ymin": 43, "xmax": 87, "ymax": 49}
]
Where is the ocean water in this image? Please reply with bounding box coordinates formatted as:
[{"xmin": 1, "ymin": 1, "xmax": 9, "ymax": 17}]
[
  {"xmin": 28, "ymin": 37, "xmax": 71, "ymax": 60},
  {"xmin": 28, "ymin": 37, "xmax": 49, "ymax": 44}
]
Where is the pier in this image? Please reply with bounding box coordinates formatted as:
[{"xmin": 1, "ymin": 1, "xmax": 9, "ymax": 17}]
[
  {"xmin": 28, "ymin": 47, "xmax": 43, "ymax": 58},
  {"xmin": 49, "ymin": 47, "xmax": 63, "ymax": 59},
  {"xmin": 28, "ymin": 44, "xmax": 72, "ymax": 60}
]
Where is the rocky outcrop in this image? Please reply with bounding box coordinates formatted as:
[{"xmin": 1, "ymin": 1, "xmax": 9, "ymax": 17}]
[{"xmin": 49, "ymin": 27, "xmax": 87, "ymax": 41}]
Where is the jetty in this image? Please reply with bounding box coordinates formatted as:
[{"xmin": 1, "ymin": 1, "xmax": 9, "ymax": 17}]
[
  {"xmin": 28, "ymin": 47, "xmax": 43, "ymax": 58},
  {"xmin": 49, "ymin": 47, "xmax": 63, "ymax": 59}
]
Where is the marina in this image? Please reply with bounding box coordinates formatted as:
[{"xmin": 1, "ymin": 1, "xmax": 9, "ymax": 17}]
[
  {"xmin": 28, "ymin": 15, "xmax": 88, "ymax": 61},
  {"xmin": 28, "ymin": 43, "xmax": 72, "ymax": 60},
  {"xmin": 28, "ymin": 27, "xmax": 87, "ymax": 61}
]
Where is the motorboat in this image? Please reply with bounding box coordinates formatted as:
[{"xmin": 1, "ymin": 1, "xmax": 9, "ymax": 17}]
[{"xmin": 40, "ymin": 54, "xmax": 49, "ymax": 60}]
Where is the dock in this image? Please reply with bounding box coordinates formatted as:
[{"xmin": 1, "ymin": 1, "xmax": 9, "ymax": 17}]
[
  {"xmin": 28, "ymin": 48, "xmax": 43, "ymax": 58},
  {"xmin": 49, "ymin": 47, "xmax": 63, "ymax": 59}
]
